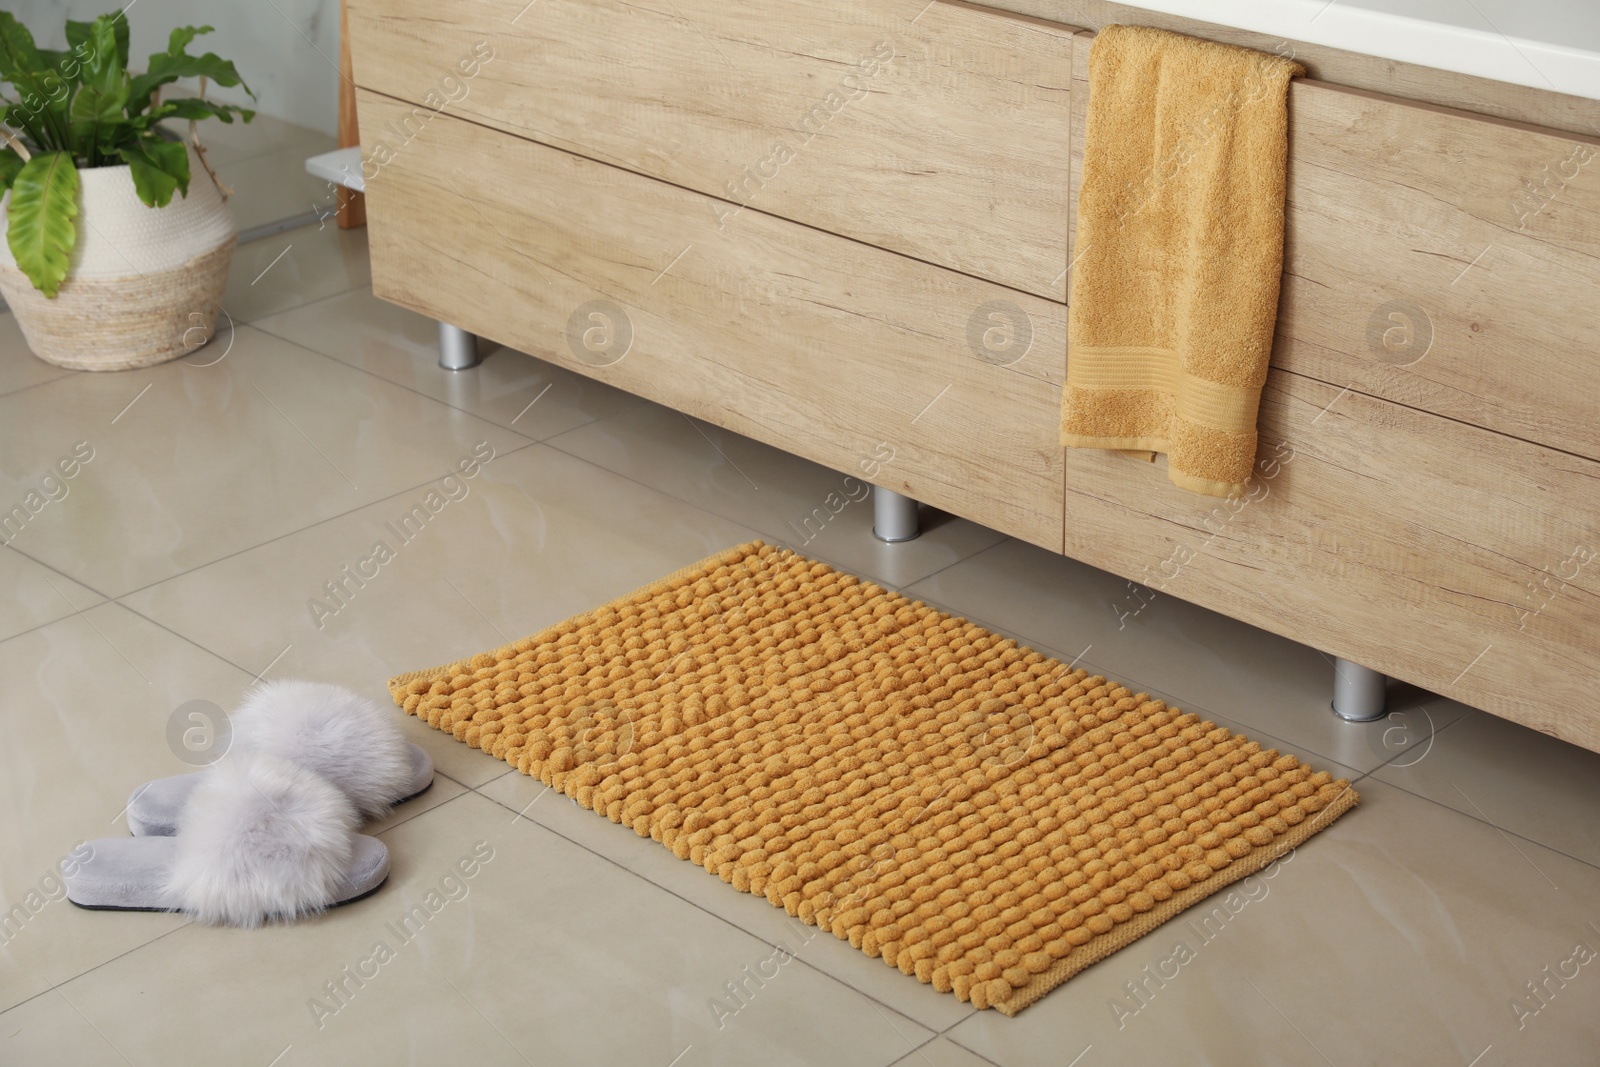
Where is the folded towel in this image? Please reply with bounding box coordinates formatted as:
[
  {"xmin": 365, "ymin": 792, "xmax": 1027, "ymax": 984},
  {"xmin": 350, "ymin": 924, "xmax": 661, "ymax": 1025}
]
[{"xmin": 1062, "ymin": 25, "xmax": 1303, "ymax": 498}]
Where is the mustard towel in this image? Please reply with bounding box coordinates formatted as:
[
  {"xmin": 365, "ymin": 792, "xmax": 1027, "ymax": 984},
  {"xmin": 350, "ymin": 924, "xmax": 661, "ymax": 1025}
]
[{"xmin": 1062, "ymin": 26, "xmax": 1303, "ymax": 498}]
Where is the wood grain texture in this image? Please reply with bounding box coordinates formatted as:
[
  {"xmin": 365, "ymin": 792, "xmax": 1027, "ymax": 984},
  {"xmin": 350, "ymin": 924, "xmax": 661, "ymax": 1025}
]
[
  {"xmin": 346, "ymin": 0, "xmax": 1074, "ymax": 300},
  {"xmin": 1062, "ymin": 373, "xmax": 1600, "ymax": 752},
  {"xmin": 1067, "ymin": 41, "xmax": 1600, "ymax": 460},
  {"xmin": 358, "ymin": 91, "xmax": 1067, "ymax": 549},
  {"xmin": 1066, "ymin": 34, "xmax": 1091, "ymax": 296},
  {"xmin": 1279, "ymin": 80, "xmax": 1600, "ymax": 460},
  {"xmin": 337, "ymin": 0, "xmax": 367, "ymax": 229},
  {"xmin": 997, "ymin": 0, "xmax": 1600, "ymax": 138}
]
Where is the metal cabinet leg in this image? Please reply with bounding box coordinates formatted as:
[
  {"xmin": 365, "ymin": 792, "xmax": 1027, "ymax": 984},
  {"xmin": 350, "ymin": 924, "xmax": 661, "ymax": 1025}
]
[
  {"xmin": 1331, "ymin": 657, "xmax": 1387, "ymax": 721},
  {"xmin": 438, "ymin": 322, "xmax": 481, "ymax": 370},
  {"xmin": 873, "ymin": 487, "xmax": 920, "ymax": 543}
]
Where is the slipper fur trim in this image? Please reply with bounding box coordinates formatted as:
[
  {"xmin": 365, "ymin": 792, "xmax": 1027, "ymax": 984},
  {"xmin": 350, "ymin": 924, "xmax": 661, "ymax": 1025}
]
[
  {"xmin": 230, "ymin": 680, "xmax": 415, "ymax": 819},
  {"xmin": 163, "ymin": 752, "xmax": 359, "ymax": 927}
]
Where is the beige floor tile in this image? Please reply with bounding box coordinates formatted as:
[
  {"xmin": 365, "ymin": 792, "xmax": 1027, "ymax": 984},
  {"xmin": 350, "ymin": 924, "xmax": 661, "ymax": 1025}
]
[
  {"xmin": 221, "ymin": 223, "xmax": 371, "ymax": 324},
  {"xmin": 889, "ymin": 1037, "xmax": 1000, "ymax": 1067},
  {"xmin": 357, "ymin": 773, "xmax": 471, "ymax": 838},
  {"xmin": 0, "ymin": 548, "xmax": 103, "ymax": 645},
  {"xmin": 945, "ymin": 778, "xmax": 1600, "ymax": 1066},
  {"xmin": 0, "ymin": 987, "xmax": 131, "ymax": 1067},
  {"xmin": 253, "ymin": 287, "xmax": 644, "ymax": 438},
  {"xmin": 0, "ymin": 314, "xmax": 75, "ymax": 397},
  {"xmin": 1374, "ymin": 708, "xmax": 1600, "ymax": 868},
  {"xmin": 120, "ymin": 443, "xmax": 761, "ymax": 787},
  {"xmin": 410, "ymin": 721, "xmax": 517, "ymax": 793},
  {"xmin": 0, "ymin": 325, "xmax": 526, "ymax": 598},
  {"xmin": 0, "ymin": 603, "xmax": 252, "ymax": 1011},
  {"xmin": 220, "ymin": 144, "xmax": 341, "ymax": 234},
  {"xmin": 907, "ymin": 538, "xmax": 1475, "ymax": 774},
  {"xmin": 549, "ymin": 399, "xmax": 1007, "ymax": 590},
  {"xmin": 58, "ymin": 792, "xmax": 933, "ymax": 1067},
  {"xmin": 475, "ymin": 772, "xmax": 978, "ymax": 1034}
]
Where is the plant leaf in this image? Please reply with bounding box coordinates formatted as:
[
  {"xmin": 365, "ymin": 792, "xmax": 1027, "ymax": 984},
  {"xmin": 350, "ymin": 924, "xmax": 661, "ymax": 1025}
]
[
  {"xmin": 69, "ymin": 101, "xmax": 130, "ymax": 165},
  {"xmin": 67, "ymin": 15, "xmax": 127, "ymax": 159},
  {"xmin": 118, "ymin": 136, "xmax": 189, "ymax": 206},
  {"xmin": 66, "ymin": 12, "xmax": 127, "ymax": 68},
  {"xmin": 166, "ymin": 25, "xmax": 214, "ymax": 57},
  {"xmin": 0, "ymin": 12, "xmax": 43, "ymax": 82},
  {"xmin": 137, "ymin": 97, "xmax": 253, "ymax": 127},
  {"xmin": 5, "ymin": 150, "xmax": 78, "ymax": 298},
  {"xmin": 129, "ymin": 51, "xmax": 253, "ymax": 108},
  {"xmin": 111, "ymin": 12, "xmax": 130, "ymax": 68},
  {"xmin": 127, "ymin": 25, "xmax": 253, "ymax": 116},
  {"xmin": 0, "ymin": 146, "xmax": 23, "ymax": 190},
  {"xmin": 82, "ymin": 17, "xmax": 126, "ymax": 97},
  {"xmin": 0, "ymin": 14, "xmax": 73, "ymax": 152},
  {"xmin": 63, "ymin": 20, "xmax": 92, "ymax": 56}
]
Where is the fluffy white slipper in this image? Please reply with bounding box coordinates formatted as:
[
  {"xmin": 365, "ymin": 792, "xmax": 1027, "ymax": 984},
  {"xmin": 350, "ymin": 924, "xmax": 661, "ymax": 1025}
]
[
  {"xmin": 127, "ymin": 679, "xmax": 432, "ymax": 837},
  {"xmin": 67, "ymin": 753, "xmax": 389, "ymax": 926}
]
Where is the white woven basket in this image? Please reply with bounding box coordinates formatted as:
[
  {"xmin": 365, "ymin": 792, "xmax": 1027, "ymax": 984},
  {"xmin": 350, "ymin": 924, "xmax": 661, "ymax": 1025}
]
[{"xmin": 0, "ymin": 144, "xmax": 236, "ymax": 371}]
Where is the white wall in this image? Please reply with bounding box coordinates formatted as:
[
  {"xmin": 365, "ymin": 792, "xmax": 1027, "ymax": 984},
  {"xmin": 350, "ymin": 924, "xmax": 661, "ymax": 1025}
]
[{"xmin": 18, "ymin": 0, "xmax": 340, "ymax": 136}]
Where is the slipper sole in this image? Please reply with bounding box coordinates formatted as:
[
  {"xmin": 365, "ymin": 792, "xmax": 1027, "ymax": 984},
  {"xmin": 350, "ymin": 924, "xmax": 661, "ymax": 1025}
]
[{"xmin": 65, "ymin": 834, "xmax": 391, "ymax": 916}]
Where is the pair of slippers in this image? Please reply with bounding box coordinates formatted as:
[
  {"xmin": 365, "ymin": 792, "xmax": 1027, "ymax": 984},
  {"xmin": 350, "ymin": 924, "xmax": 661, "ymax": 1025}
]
[{"xmin": 63, "ymin": 680, "xmax": 433, "ymax": 927}]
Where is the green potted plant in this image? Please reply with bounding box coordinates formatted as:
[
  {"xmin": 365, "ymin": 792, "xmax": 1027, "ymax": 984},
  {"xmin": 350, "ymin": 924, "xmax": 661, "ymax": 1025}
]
[{"xmin": 0, "ymin": 10, "xmax": 253, "ymax": 370}]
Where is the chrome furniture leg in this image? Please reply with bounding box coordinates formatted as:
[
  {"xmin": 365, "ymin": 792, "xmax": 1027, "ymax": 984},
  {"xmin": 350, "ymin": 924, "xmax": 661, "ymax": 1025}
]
[
  {"xmin": 1331, "ymin": 657, "xmax": 1387, "ymax": 721},
  {"xmin": 873, "ymin": 487, "xmax": 920, "ymax": 543},
  {"xmin": 438, "ymin": 322, "xmax": 480, "ymax": 370}
]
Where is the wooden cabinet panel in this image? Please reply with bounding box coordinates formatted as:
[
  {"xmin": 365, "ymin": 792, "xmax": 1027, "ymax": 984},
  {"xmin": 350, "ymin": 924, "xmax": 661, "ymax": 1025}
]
[
  {"xmin": 359, "ymin": 91, "xmax": 1067, "ymax": 549},
  {"xmin": 347, "ymin": 0, "xmax": 1076, "ymax": 300},
  {"xmin": 1061, "ymin": 372, "xmax": 1600, "ymax": 751},
  {"xmin": 1279, "ymin": 81, "xmax": 1600, "ymax": 461}
]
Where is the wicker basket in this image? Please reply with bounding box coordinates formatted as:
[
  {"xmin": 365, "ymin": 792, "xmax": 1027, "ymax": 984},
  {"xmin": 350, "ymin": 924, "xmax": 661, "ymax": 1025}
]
[{"xmin": 0, "ymin": 144, "xmax": 236, "ymax": 372}]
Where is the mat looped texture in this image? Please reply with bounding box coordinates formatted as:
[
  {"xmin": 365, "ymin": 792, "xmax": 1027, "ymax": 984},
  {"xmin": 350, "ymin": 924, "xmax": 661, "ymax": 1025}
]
[{"xmin": 390, "ymin": 542, "xmax": 1356, "ymax": 1014}]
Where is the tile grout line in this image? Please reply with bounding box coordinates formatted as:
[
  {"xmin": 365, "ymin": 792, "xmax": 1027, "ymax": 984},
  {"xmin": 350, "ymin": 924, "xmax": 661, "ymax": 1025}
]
[
  {"xmin": 3, "ymin": 782, "xmax": 477, "ymax": 1021},
  {"xmin": 371, "ymin": 782, "xmax": 478, "ymax": 840},
  {"xmin": 0, "ymin": 369, "xmax": 79, "ymax": 403},
  {"xmin": 3, "ymin": 783, "xmax": 476, "ymax": 1017},
  {"xmin": 0, "ymin": 542, "xmax": 121, "ymax": 645},
  {"xmin": 250, "ymin": 313, "xmax": 572, "ymax": 449},
  {"xmin": 937, "ymin": 1033, "xmax": 1005, "ymax": 1065},
  {"xmin": 876, "ymin": 575, "xmax": 1363, "ymax": 767},
  {"xmin": 229, "ymin": 314, "xmax": 546, "ymax": 447},
  {"xmin": 1363, "ymin": 766, "xmax": 1600, "ymax": 877},
  {"xmin": 889, "ymin": 1033, "xmax": 946, "ymax": 1066},
  {"xmin": 226, "ymin": 281, "xmax": 372, "ymax": 333},
  {"xmin": 536, "ymin": 428, "xmax": 1001, "ymax": 594},
  {"xmin": 18, "ymin": 437, "xmax": 538, "ymax": 682},
  {"xmin": 890, "ymin": 579, "xmax": 1393, "ymax": 780},
  {"xmin": 2, "ymin": 333, "xmax": 545, "ymax": 616},
  {"xmin": 101, "ymin": 439, "xmax": 543, "ymax": 605},
  {"xmin": 1362, "ymin": 707, "xmax": 1475, "ymax": 777},
  {"xmin": 463, "ymin": 775, "xmax": 956, "ymax": 1034},
  {"xmin": 0, "ymin": 916, "xmax": 195, "ymax": 1021},
  {"xmin": 892, "ymin": 537, "xmax": 1013, "ymax": 598}
]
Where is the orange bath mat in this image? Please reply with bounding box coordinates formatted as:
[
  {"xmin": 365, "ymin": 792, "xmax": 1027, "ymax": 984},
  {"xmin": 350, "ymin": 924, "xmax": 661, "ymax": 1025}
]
[{"xmin": 389, "ymin": 542, "xmax": 1356, "ymax": 1014}]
